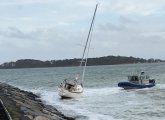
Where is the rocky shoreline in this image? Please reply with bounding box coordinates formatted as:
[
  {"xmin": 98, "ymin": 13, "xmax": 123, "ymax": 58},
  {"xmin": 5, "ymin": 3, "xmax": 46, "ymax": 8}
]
[{"xmin": 0, "ymin": 82, "xmax": 74, "ymax": 120}]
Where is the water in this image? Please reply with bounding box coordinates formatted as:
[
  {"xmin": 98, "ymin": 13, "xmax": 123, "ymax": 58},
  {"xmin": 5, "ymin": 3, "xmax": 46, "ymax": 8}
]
[{"xmin": 0, "ymin": 63, "xmax": 165, "ymax": 120}]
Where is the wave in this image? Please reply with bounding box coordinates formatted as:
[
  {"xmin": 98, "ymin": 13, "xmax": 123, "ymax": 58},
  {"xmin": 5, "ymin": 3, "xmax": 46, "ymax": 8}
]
[
  {"xmin": 84, "ymin": 87, "xmax": 122, "ymax": 96},
  {"xmin": 3, "ymin": 81, "xmax": 165, "ymax": 120},
  {"xmin": 30, "ymin": 87, "xmax": 122, "ymax": 120},
  {"xmin": 155, "ymin": 84, "xmax": 165, "ymax": 89}
]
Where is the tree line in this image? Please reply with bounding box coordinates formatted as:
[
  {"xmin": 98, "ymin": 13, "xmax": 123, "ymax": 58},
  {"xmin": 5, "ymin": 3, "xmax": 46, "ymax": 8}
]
[{"xmin": 0, "ymin": 55, "xmax": 164, "ymax": 69}]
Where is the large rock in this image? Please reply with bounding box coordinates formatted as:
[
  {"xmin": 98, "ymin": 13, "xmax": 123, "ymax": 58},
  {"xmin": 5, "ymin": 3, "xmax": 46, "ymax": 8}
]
[{"xmin": 33, "ymin": 116, "xmax": 48, "ymax": 120}]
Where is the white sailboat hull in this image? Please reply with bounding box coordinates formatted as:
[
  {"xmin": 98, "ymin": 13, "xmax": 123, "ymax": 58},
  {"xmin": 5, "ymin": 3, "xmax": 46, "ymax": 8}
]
[{"xmin": 58, "ymin": 85, "xmax": 83, "ymax": 98}]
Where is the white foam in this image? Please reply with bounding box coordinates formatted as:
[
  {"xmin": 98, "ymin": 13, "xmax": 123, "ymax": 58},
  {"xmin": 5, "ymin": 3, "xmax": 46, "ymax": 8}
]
[
  {"xmin": 155, "ymin": 84, "xmax": 165, "ymax": 89},
  {"xmin": 31, "ymin": 87, "xmax": 121, "ymax": 120},
  {"xmin": 84, "ymin": 87, "xmax": 122, "ymax": 97}
]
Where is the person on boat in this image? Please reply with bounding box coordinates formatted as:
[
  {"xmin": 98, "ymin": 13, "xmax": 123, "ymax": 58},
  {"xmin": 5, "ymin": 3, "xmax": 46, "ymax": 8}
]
[
  {"xmin": 141, "ymin": 71, "xmax": 145, "ymax": 75},
  {"xmin": 140, "ymin": 71, "xmax": 145, "ymax": 81}
]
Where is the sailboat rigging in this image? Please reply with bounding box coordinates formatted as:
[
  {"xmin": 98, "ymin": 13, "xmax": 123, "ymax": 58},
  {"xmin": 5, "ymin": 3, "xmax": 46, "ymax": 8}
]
[{"xmin": 58, "ymin": 4, "xmax": 98, "ymax": 98}]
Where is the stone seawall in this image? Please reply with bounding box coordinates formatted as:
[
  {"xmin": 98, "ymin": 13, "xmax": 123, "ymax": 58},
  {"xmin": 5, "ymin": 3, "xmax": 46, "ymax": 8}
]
[{"xmin": 0, "ymin": 82, "xmax": 74, "ymax": 120}]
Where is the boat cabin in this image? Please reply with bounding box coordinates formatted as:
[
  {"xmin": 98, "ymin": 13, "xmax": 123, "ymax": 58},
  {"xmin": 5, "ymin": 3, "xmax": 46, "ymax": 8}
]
[
  {"xmin": 128, "ymin": 72, "xmax": 153, "ymax": 84},
  {"xmin": 60, "ymin": 79, "xmax": 79, "ymax": 92}
]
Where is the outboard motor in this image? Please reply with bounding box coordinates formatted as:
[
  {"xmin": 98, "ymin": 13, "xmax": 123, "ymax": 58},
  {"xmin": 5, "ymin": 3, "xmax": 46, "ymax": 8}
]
[{"xmin": 149, "ymin": 79, "xmax": 155, "ymax": 84}]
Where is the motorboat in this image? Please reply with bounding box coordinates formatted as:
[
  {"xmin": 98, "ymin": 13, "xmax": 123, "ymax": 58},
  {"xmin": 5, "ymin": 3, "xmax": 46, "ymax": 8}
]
[{"xmin": 118, "ymin": 71, "xmax": 156, "ymax": 89}]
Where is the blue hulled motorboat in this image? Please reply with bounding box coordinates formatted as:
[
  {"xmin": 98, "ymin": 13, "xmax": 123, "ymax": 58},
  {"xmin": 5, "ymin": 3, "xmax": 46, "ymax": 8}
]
[{"xmin": 118, "ymin": 71, "xmax": 156, "ymax": 89}]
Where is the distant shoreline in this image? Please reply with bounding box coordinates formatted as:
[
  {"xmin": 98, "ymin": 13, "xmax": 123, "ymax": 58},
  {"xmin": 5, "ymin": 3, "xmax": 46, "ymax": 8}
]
[
  {"xmin": 0, "ymin": 55, "xmax": 164, "ymax": 69},
  {"xmin": 0, "ymin": 82, "xmax": 74, "ymax": 120}
]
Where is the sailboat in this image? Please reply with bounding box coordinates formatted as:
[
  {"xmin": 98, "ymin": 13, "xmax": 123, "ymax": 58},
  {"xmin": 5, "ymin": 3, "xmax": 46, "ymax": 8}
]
[{"xmin": 58, "ymin": 4, "xmax": 98, "ymax": 98}]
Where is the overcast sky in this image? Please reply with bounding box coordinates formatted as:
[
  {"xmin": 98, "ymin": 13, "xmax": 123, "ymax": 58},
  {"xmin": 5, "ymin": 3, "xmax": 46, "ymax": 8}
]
[{"xmin": 0, "ymin": 0, "xmax": 165, "ymax": 63}]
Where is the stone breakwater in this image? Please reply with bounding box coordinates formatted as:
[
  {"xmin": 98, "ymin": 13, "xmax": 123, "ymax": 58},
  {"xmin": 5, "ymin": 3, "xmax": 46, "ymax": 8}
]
[{"xmin": 0, "ymin": 82, "xmax": 74, "ymax": 120}]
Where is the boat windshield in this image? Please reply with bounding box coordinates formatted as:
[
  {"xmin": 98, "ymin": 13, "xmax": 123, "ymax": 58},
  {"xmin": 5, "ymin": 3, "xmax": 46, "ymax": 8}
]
[
  {"xmin": 128, "ymin": 75, "xmax": 139, "ymax": 82},
  {"xmin": 140, "ymin": 75, "xmax": 150, "ymax": 80}
]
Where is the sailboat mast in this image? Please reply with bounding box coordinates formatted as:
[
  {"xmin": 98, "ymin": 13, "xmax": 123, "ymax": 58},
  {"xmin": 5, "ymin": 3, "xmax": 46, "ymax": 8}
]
[
  {"xmin": 80, "ymin": 4, "xmax": 98, "ymax": 67},
  {"xmin": 81, "ymin": 4, "xmax": 98, "ymax": 83}
]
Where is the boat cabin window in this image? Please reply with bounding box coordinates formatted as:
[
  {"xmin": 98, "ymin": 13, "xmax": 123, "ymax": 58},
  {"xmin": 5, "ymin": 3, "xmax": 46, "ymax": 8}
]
[
  {"xmin": 128, "ymin": 76, "xmax": 139, "ymax": 82},
  {"xmin": 146, "ymin": 75, "xmax": 150, "ymax": 79},
  {"xmin": 140, "ymin": 75, "xmax": 150, "ymax": 80}
]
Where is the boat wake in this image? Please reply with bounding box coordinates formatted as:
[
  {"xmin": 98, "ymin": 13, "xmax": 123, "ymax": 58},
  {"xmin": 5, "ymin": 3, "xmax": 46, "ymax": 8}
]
[
  {"xmin": 155, "ymin": 84, "xmax": 165, "ymax": 89},
  {"xmin": 84, "ymin": 87, "xmax": 122, "ymax": 96}
]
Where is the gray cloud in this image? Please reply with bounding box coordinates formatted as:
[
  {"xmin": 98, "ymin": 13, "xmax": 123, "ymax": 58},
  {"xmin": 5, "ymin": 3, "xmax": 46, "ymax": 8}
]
[
  {"xmin": 1, "ymin": 0, "xmax": 165, "ymax": 63},
  {"xmin": 119, "ymin": 16, "xmax": 136, "ymax": 24},
  {"xmin": 0, "ymin": 27, "xmax": 33, "ymax": 39}
]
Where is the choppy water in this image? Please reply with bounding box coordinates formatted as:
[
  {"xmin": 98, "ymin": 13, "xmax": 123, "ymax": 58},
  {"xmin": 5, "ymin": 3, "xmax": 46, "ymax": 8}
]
[{"xmin": 0, "ymin": 63, "xmax": 165, "ymax": 120}]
